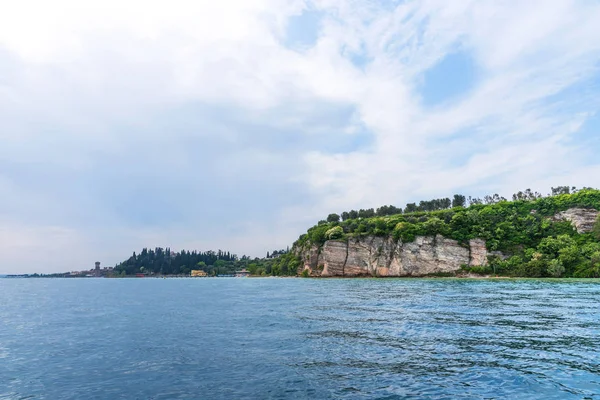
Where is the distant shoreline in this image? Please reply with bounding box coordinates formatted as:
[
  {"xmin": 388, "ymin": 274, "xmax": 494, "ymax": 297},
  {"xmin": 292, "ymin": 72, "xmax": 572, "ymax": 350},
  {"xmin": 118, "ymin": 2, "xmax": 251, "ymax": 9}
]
[{"xmin": 3, "ymin": 275, "xmax": 599, "ymax": 281}]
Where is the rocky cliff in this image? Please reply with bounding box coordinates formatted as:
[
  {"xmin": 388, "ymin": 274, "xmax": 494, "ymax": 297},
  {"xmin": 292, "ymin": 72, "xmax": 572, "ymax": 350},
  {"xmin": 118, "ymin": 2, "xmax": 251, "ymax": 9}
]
[
  {"xmin": 299, "ymin": 235, "xmax": 491, "ymax": 277},
  {"xmin": 297, "ymin": 207, "xmax": 598, "ymax": 277}
]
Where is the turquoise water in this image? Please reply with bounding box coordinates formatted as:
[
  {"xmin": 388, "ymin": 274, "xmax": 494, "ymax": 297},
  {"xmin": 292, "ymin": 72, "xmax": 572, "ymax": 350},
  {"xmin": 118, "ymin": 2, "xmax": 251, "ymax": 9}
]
[{"xmin": 1, "ymin": 278, "xmax": 599, "ymax": 399}]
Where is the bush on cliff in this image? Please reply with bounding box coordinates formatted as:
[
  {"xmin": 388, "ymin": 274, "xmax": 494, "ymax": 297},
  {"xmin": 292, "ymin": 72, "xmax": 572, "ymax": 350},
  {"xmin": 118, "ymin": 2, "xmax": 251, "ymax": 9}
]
[
  {"xmin": 326, "ymin": 226, "xmax": 344, "ymax": 240},
  {"xmin": 594, "ymin": 214, "xmax": 600, "ymax": 241}
]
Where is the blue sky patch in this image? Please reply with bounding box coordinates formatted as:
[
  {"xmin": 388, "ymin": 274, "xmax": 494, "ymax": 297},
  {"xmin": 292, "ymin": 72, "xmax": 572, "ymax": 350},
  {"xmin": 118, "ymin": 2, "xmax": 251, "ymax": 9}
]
[
  {"xmin": 419, "ymin": 50, "xmax": 478, "ymax": 107},
  {"xmin": 284, "ymin": 8, "xmax": 323, "ymax": 49},
  {"xmin": 570, "ymin": 112, "xmax": 600, "ymax": 166}
]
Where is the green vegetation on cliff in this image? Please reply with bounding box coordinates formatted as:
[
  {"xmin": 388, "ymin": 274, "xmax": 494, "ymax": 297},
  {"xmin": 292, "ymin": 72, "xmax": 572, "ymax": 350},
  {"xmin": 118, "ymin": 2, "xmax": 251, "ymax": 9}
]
[{"xmin": 295, "ymin": 188, "xmax": 600, "ymax": 278}]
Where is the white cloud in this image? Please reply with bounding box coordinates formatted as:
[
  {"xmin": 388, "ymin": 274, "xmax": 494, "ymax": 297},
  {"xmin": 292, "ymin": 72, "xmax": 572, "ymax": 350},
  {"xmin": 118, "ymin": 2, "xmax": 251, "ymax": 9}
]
[
  {"xmin": 303, "ymin": 0, "xmax": 600, "ymax": 207},
  {"xmin": 0, "ymin": 0, "xmax": 599, "ymax": 273}
]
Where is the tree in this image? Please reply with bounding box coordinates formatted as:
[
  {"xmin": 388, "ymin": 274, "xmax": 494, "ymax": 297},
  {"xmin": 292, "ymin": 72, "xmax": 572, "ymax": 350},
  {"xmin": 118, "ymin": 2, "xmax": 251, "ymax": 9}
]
[
  {"xmin": 520, "ymin": 252, "xmax": 547, "ymax": 277},
  {"xmin": 537, "ymin": 235, "xmax": 576, "ymax": 258},
  {"xmin": 483, "ymin": 194, "xmax": 506, "ymax": 204},
  {"xmin": 358, "ymin": 208, "xmax": 375, "ymax": 218},
  {"xmin": 452, "ymin": 194, "xmax": 466, "ymax": 208},
  {"xmin": 418, "ymin": 200, "xmax": 432, "ymax": 211},
  {"xmin": 247, "ymin": 263, "xmax": 259, "ymax": 275},
  {"xmin": 468, "ymin": 196, "xmax": 483, "ymax": 205},
  {"xmin": 594, "ymin": 214, "xmax": 600, "ymax": 241},
  {"xmin": 341, "ymin": 211, "xmax": 350, "ymax": 221},
  {"xmin": 575, "ymin": 251, "xmax": 600, "ymax": 278},
  {"xmin": 404, "ymin": 203, "xmax": 418, "ymax": 213},
  {"xmin": 551, "ymin": 186, "xmax": 571, "ymax": 196},
  {"xmin": 327, "ymin": 213, "xmax": 340, "ymax": 223},
  {"xmin": 513, "ymin": 188, "xmax": 542, "ymax": 202},
  {"xmin": 558, "ymin": 245, "xmax": 582, "ymax": 275},
  {"xmin": 376, "ymin": 205, "xmax": 402, "ymax": 216},
  {"xmin": 547, "ymin": 259, "xmax": 565, "ymax": 278}
]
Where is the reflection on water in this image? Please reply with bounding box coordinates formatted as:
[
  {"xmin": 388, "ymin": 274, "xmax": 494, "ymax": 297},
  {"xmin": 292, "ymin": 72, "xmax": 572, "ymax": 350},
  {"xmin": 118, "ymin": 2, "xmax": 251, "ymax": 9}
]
[{"xmin": 0, "ymin": 278, "xmax": 599, "ymax": 399}]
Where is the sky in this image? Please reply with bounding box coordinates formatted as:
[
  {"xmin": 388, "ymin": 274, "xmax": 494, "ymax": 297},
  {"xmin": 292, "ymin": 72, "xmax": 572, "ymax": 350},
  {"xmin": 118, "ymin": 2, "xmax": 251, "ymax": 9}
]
[{"xmin": 1, "ymin": 0, "xmax": 600, "ymax": 274}]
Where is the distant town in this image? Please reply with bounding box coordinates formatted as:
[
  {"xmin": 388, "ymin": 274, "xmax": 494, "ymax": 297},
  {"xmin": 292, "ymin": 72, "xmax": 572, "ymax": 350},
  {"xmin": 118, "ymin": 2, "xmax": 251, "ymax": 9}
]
[{"xmin": 1, "ymin": 261, "xmax": 251, "ymax": 278}]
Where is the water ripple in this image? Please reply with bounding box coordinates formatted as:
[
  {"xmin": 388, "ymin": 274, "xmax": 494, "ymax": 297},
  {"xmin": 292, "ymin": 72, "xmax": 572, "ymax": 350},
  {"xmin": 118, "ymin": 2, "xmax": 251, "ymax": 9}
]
[{"xmin": 0, "ymin": 278, "xmax": 599, "ymax": 399}]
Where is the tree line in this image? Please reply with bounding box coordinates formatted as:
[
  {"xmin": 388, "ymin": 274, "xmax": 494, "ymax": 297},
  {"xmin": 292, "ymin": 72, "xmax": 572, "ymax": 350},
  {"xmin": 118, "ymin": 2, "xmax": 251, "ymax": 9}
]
[
  {"xmin": 266, "ymin": 248, "xmax": 289, "ymax": 259},
  {"xmin": 323, "ymin": 186, "xmax": 585, "ymax": 224},
  {"xmin": 114, "ymin": 247, "xmax": 241, "ymax": 276},
  {"xmin": 113, "ymin": 247, "xmax": 300, "ymax": 277}
]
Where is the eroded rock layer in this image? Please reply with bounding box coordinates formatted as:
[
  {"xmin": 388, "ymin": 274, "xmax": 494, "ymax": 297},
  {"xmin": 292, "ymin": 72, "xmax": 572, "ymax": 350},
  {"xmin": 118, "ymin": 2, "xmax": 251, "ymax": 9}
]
[{"xmin": 300, "ymin": 235, "xmax": 492, "ymax": 277}]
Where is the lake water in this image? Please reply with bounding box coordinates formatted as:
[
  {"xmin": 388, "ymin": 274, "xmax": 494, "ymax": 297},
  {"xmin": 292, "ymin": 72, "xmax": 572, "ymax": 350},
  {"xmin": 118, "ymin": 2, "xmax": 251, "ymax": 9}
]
[{"xmin": 1, "ymin": 278, "xmax": 599, "ymax": 399}]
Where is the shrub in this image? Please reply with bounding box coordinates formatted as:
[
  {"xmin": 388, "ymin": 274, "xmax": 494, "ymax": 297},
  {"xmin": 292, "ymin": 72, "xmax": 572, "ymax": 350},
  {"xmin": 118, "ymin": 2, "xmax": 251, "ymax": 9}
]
[
  {"xmin": 547, "ymin": 259, "xmax": 565, "ymax": 278},
  {"xmin": 393, "ymin": 222, "xmax": 419, "ymax": 242},
  {"xmin": 574, "ymin": 253, "xmax": 600, "ymax": 278},
  {"xmin": 594, "ymin": 214, "xmax": 600, "ymax": 241},
  {"xmin": 425, "ymin": 271, "xmax": 456, "ymax": 277},
  {"xmin": 516, "ymin": 255, "xmax": 547, "ymax": 277},
  {"xmin": 496, "ymin": 255, "xmax": 525, "ymax": 276},
  {"xmin": 467, "ymin": 265, "xmax": 493, "ymax": 275},
  {"xmin": 308, "ymin": 224, "xmax": 330, "ymax": 245},
  {"xmin": 326, "ymin": 226, "xmax": 344, "ymax": 240},
  {"xmin": 422, "ymin": 217, "xmax": 447, "ymax": 236},
  {"xmin": 537, "ymin": 235, "xmax": 576, "ymax": 258}
]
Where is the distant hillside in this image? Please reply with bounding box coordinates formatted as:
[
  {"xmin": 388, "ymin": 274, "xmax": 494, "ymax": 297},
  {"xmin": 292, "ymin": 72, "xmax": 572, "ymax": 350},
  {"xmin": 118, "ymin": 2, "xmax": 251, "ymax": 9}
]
[{"xmin": 292, "ymin": 188, "xmax": 600, "ymax": 278}]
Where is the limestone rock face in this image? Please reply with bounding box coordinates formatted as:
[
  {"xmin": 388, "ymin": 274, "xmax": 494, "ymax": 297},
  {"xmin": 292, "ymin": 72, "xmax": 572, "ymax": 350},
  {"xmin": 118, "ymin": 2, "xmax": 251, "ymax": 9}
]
[
  {"xmin": 553, "ymin": 208, "xmax": 599, "ymax": 234},
  {"xmin": 399, "ymin": 235, "xmax": 470, "ymax": 276},
  {"xmin": 319, "ymin": 240, "xmax": 349, "ymax": 277},
  {"xmin": 300, "ymin": 235, "xmax": 486, "ymax": 277},
  {"xmin": 298, "ymin": 244, "xmax": 320, "ymax": 271},
  {"xmin": 469, "ymin": 239, "xmax": 488, "ymax": 266}
]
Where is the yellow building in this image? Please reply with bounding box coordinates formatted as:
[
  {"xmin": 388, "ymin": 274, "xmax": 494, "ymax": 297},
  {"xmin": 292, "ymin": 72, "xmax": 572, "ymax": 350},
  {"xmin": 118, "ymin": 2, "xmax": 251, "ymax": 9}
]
[{"xmin": 191, "ymin": 270, "xmax": 208, "ymax": 277}]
